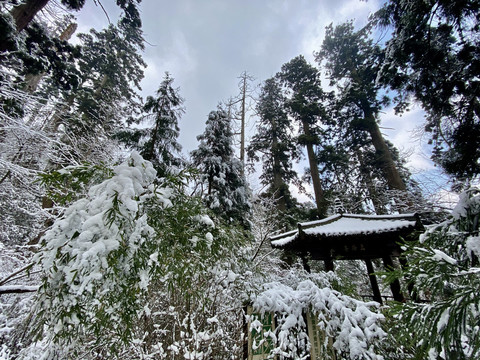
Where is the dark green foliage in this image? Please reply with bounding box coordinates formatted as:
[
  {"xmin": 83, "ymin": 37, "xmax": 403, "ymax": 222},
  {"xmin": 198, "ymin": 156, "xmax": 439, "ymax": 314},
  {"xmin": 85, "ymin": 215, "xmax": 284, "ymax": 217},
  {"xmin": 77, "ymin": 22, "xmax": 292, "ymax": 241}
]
[
  {"xmin": 20, "ymin": 22, "xmax": 81, "ymax": 90},
  {"xmin": 73, "ymin": 24, "xmax": 145, "ymax": 130},
  {"xmin": 317, "ymin": 22, "xmax": 389, "ymax": 114},
  {"xmin": 0, "ymin": 18, "xmax": 82, "ymax": 117},
  {"xmin": 315, "ymin": 21, "xmax": 388, "ymax": 141},
  {"xmin": 38, "ymin": 162, "xmax": 114, "ymax": 206},
  {"xmin": 61, "ymin": 0, "xmax": 86, "ymax": 10},
  {"xmin": 0, "ymin": 12, "xmax": 17, "ymax": 52},
  {"xmin": 118, "ymin": 72, "xmax": 184, "ymax": 176},
  {"xmin": 385, "ymin": 188, "xmax": 480, "ymax": 359},
  {"xmin": 278, "ymin": 55, "xmax": 328, "ymax": 128},
  {"xmin": 375, "ymin": 0, "xmax": 480, "ymax": 179},
  {"xmin": 247, "ymin": 77, "xmax": 300, "ymax": 212},
  {"xmin": 278, "ymin": 55, "xmax": 329, "ymax": 216},
  {"xmin": 316, "ymin": 21, "xmax": 410, "ymax": 210}
]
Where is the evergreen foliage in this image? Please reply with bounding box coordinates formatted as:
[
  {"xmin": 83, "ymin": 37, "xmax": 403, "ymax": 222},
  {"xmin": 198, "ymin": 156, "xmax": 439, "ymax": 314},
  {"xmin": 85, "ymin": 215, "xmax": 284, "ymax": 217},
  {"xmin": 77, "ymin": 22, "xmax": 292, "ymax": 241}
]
[
  {"xmin": 247, "ymin": 77, "xmax": 300, "ymax": 212},
  {"xmin": 316, "ymin": 21, "xmax": 407, "ymax": 194},
  {"xmin": 17, "ymin": 153, "xmax": 248, "ymax": 359},
  {"xmin": 118, "ymin": 72, "xmax": 184, "ymax": 177},
  {"xmin": 74, "ymin": 24, "xmax": 145, "ymax": 130},
  {"xmin": 278, "ymin": 55, "xmax": 328, "ymax": 216},
  {"xmin": 385, "ymin": 188, "xmax": 480, "ymax": 359},
  {"xmin": 1, "ymin": 1, "xmax": 479, "ymax": 359},
  {"xmin": 191, "ymin": 108, "xmax": 250, "ymax": 224},
  {"xmin": 375, "ymin": 0, "xmax": 480, "ymax": 179}
]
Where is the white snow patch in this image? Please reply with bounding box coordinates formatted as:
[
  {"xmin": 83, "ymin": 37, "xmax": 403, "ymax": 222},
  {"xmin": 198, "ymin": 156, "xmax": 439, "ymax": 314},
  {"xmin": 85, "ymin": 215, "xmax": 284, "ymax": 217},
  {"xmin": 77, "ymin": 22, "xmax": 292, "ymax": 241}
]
[
  {"xmin": 194, "ymin": 214, "xmax": 215, "ymax": 228},
  {"xmin": 304, "ymin": 217, "xmax": 415, "ymax": 237},
  {"xmin": 466, "ymin": 236, "xmax": 480, "ymax": 259},
  {"xmin": 431, "ymin": 249, "xmax": 457, "ymax": 265}
]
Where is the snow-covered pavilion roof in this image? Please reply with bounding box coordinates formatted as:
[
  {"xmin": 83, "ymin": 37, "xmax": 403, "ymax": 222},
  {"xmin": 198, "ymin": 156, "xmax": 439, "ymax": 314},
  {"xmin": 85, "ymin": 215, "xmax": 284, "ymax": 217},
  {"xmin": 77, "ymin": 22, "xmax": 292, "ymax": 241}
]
[{"xmin": 270, "ymin": 213, "xmax": 423, "ymax": 260}]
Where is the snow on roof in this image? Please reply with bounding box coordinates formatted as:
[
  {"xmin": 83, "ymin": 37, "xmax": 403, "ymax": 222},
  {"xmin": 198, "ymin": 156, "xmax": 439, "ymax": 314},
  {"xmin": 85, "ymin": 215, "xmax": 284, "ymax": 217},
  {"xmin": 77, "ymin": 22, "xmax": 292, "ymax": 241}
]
[
  {"xmin": 303, "ymin": 217, "xmax": 415, "ymax": 237},
  {"xmin": 270, "ymin": 213, "xmax": 419, "ymax": 247},
  {"xmin": 269, "ymin": 232, "xmax": 298, "ymax": 246}
]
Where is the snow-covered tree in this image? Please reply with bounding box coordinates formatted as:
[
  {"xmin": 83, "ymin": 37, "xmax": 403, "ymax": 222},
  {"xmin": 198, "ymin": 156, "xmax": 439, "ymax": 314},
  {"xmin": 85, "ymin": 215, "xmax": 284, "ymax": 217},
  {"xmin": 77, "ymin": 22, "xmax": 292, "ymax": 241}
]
[
  {"xmin": 118, "ymin": 72, "xmax": 184, "ymax": 177},
  {"xmin": 250, "ymin": 272, "xmax": 386, "ymax": 360},
  {"xmin": 191, "ymin": 108, "xmax": 250, "ymax": 224},
  {"xmin": 0, "ymin": 19, "xmax": 145, "ymax": 245}
]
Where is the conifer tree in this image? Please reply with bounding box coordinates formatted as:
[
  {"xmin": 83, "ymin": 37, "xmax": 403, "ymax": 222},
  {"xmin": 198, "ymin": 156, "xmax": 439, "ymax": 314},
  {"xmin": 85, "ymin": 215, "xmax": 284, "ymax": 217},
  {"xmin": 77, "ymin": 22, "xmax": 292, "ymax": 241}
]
[
  {"xmin": 118, "ymin": 72, "xmax": 184, "ymax": 177},
  {"xmin": 191, "ymin": 108, "xmax": 250, "ymax": 223},
  {"xmin": 247, "ymin": 77, "xmax": 299, "ymax": 212},
  {"xmin": 316, "ymin": 22, "xmax": 407, "ymax": 194},
  {"xmin": 374, "ymin": 0, "xmax": 480, "ymax": 179},
  {"xmin": 278, "ymin": 55, "xmax": 328, "ymax": 216},
  {"xmin": 65, "ymin": 24, "xmax": 145, "ymax": 136},
  {"xmin": 0, "ymin": 20, "xmax": 145, "ymax": 245}
]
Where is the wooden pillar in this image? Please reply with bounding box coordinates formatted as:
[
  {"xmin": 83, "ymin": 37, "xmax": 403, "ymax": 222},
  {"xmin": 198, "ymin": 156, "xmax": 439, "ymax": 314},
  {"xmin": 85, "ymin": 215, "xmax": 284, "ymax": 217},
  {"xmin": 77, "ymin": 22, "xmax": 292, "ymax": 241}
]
[
  {"xmin": 383, "ymin": 256, "xmax": 405, "ymax": 302},
  {"xmin": 324, "ymin": 258, "xmax": 334, "ymax": 272},
  {"xmin": 301, "ymin": 254, "xmax": 311, "ymax": 273},
  {"xmin": 365, "ymin": 259, "xmax": 382, "ymax": 304}
]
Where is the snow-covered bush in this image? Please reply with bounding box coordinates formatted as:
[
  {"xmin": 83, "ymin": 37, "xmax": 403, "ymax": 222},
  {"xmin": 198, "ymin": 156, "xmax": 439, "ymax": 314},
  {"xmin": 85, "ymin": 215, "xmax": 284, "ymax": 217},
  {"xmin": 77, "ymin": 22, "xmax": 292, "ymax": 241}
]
[
  {"xmin": 245, "ymin": 196, "xmax": 386, "ymax": 360},
  {"xmin": 12, "ymin": 152, "xmax": 248, "ymax": 359},
  {"xmin": 5, "ymin": 152, "xmax": 391, "ymax": 360},
  {"xmin": 249, "ymin": 270, "xmax": 386, "ymax": 360},
  {"xmin": 387, "ymin": 187, "xmax": 480, "ymax": 359}
]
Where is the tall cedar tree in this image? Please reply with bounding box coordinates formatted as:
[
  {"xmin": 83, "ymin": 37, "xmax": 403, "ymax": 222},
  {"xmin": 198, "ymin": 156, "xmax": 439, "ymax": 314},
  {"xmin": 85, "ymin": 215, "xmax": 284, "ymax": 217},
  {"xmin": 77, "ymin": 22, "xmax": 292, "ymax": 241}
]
[
  {"xmin": 0, "ymin": 0, "xmax": 143, "ymax": 100},
  {"xmin": 119, "ymin": 73, "xmax": 184, "ymax": 177},
  {"xmin": 191, "ymin": 109, "xmax": 250, "ymax": 223},
  {"xmin": 316, "ymin": 22, "xmax": 407, "ymax": 194},
  {"xmin": 0, "ymin": 0, "xmax": 142, "ymax": 51},
  {"xmin": 72, "ymin": 24, "xmax": 145, "ymax": 133},
  {"xmin": 375, "ymin": 1, "xmax": 480, "ymax": 179},
  {"xmin": 247, "ymin": 77, "xmax": 300, "ymax": 212},
  {"xmin": 278, "ymin": 55, "xmax": 328, "ymax": 216},
  {"xmin": 42, "ymin": 23, "xmax": 145, "ymax": 167}
]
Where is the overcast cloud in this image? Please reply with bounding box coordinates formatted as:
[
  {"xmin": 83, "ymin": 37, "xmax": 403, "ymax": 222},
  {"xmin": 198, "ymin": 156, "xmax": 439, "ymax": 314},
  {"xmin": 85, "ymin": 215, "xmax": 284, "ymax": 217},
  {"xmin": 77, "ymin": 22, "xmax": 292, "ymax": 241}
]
[
  {"xmin": 75, "ymin": 0, "xmax": 436, "ymax": 200},
  {"xmin": 76, "ymin": 0, "xmax": 384, "ymax": 147}
]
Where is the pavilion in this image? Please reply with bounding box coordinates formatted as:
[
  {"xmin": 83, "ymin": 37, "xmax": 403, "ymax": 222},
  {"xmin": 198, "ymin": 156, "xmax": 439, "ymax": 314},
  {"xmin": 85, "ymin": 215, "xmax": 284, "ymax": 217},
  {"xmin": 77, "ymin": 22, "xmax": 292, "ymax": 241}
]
[{"xmin": 269, "ymin": 213, "xmax": 424, "ymax": 303}]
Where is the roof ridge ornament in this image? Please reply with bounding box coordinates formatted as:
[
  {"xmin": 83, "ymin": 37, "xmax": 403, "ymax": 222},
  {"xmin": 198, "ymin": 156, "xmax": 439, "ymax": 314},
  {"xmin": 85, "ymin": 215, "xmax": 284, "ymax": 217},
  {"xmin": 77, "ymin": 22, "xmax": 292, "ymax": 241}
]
[{"xmin": 333, "ymin": 197, "xmax": 345, "ymax": 214}]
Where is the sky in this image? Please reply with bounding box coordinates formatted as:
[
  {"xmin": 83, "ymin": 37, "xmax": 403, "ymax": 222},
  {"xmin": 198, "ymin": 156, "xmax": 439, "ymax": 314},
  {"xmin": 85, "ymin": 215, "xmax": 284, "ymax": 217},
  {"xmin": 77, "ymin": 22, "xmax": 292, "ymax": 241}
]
[{"xmin": 73, "ymin": 0, "xmax": 451, "ymax": 204}]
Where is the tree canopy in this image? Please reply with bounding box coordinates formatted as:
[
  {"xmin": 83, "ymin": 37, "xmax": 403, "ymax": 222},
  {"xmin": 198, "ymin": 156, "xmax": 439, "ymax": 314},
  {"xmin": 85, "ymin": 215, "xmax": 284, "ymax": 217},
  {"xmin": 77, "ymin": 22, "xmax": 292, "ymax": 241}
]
[{"xmin": 1, "ymin": 1, "xmax": 479, "ymax": 359}]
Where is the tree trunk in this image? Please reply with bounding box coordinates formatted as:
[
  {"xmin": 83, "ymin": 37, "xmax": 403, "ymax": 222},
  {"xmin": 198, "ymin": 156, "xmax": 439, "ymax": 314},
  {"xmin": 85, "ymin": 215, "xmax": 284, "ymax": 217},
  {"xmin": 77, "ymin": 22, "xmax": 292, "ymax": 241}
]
[
  {"xmin": 383, "ymin": 256, "xmax": 405, "ymax": 302},
  {"xmin": 271, "ymin": 121, "xmax": 287, "ymax": 212},
  {"xmin": 364, "ymin": 110, "xmax": 406, "ymax": 191},
  {"xmin": 365, "ymin": 259, "xmax": 383, "ymax": 304},
  {"xmin": 240, "ymin": 74, "xmax": 246, "ymax": 167},
  {"xmin": 10, "ymin": 0, "xmax": 50, "ymax": 32},
  {"xmin": 272, "ymin": 158, "xmax": 287, "ymax": 212},
  {"xmin": 24, "ymin": 23, "xmax": 77, "ymax": 92},
  {"xmin": 302, "ymin": 120, "xmax": 325, "ymax": 216}
]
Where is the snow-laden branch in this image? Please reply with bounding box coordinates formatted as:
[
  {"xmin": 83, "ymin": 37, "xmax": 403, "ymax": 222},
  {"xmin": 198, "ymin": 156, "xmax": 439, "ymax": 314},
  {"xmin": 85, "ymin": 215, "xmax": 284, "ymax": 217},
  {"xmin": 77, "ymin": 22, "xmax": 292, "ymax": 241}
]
[{"xmin": 0, "ymin": 285, "xmax": 38, "ymax": 295}]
